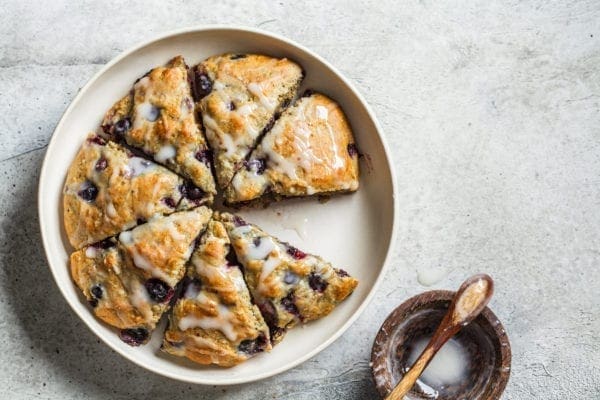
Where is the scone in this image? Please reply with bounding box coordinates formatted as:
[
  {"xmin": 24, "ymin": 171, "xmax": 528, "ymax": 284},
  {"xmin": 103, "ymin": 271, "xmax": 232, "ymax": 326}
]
[
  {"xmin": 100, "ymin": 56, "xmax": 216, "ymax": 200},
  {"xmin": 70, "ymin": 207, "xmax": 212, "ymax": 346},
  {"xmin": 63, "ymin": 134, "xmax": 205, "ymax": 249},
  {"xmin": 224, "ymin": 92, "xmax": 359, "ymax": 204},
  {"xmin": 217, "ymin": 212, "xmax": 358, "ymax": 344},
  {"xmin": 191, "ymin": 53, "xmax": 303, "ymax": 189},
  {"xmin": 163, "ymin": 218, "xmax": 271, "ymax": 366}
]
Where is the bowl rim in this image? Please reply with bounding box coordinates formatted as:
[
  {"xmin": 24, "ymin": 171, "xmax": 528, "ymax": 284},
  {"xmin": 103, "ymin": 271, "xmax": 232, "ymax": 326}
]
[
  {"xmin": 370, "ymin": 290, "xmax": 512, "ymax": 399},
  {"xmin": 38, "ymin": 25, "xmax": 399, "ymax": 385}
]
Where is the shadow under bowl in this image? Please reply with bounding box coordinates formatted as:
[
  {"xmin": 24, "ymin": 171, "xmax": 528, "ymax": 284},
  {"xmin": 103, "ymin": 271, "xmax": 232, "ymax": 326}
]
[{"xmin": 371, "ymin": 290, "xmax": 511, "ymax": 400}]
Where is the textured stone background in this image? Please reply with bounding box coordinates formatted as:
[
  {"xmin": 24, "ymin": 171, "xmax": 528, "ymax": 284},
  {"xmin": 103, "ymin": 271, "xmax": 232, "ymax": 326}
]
[{"xmin": 1, "ymin": 0, "xmax": 599, "ymax": 398}]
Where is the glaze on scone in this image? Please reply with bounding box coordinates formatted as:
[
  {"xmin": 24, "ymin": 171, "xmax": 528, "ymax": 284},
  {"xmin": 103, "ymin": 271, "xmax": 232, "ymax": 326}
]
[
  {"xmin": 101, "ymin": 56, "xmax": 216, "ymax": 200},
  {"xmin": 224, "ymin": 92, "xmax": 359, "ymax": 204},
  {"xmin": 163, "ymin": 218, "xmax": 271, "ymax": 366},
  {"xmin": 217, "ymin": 212, "xmax": 358, "ymax": 344},
  {"xmin": 63, "ymin": 134, "xmax": 204, "ymax": 249},
  {"xmin": 70, "ymin": 207, "xmax": 212, "ymax": 346},
  {"xmin": 191, "ymin": 53, "xmax": 303, "ymax": 189}
]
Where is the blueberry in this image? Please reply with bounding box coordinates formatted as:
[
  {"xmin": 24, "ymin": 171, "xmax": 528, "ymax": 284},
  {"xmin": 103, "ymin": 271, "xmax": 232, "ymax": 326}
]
[
  {"xmin": 91, "ymin": 238, "xmax": 116, "ymax": 249},
  {"xmin": 88, "ymin": 299, "xmax": 98, "ymax": 308},
  {"xmin": 95, "ymin": 157, "xmax": 108, "ymax": 171},
  {"xmin": 286, "ymin": 246, "xmax": 306, "ymax": 260},
  {"xmin": 253, "ymin": 237, "xmax": 261, "ymax": 247},
  {"xmin": 113, "ymin": 118, "xmax": 131, "ymax": 137},
  {"xmin": 179, "ymin": 182, "xmax": 205, "ymax": 201},
  {"xmin": 192, "ymin": 69, "xmax": 212, "ymax": 101},
  {"xmin": 144, "ymin": 278, "xmax": 174, "ymax": 303},
  {"xmin": 195, "ymin": 149, "xmax": 212, "ymax": 167},
  {"xmin": 228, "ymin": 101, "xmax": 236, "ymax": 111},
  {"xmin": 232, "ymin": 215, "xmax": 248, "ymax": 227},
  {"xmin": 283, "ymin": 271, "xmax": 299, "ymax": 285},
  {"xmin": 88, "ymin": 135, "xmax": 106, "ymax": 146},
  {"xmin": 163, "ymin": 197, "xmax": 177, "ymax": 208},
  {"xmin": 347, "ymin": 143, "xmax": 359, "ymax": 157},
  {"xmin": 119, "ymin": 328, "xmax": 148, "ymax": 346},
  {"xmin": 90, "ymin": 284, "xmax": 103, "ymax": 300},
  {"xmin": 245, "ymin": 158, "xmax": 266, "ymax": 175},
  {"xmin": 281, "ymin": 292, "xmax": 301, "ymax": 318},
  {"xmin": 336, "ymin": 268, "xmax": 350, "ymax": 278},
  {"xmin": 308, "ymin": 272, "xmax": 328, "ymax": 293},
  {"xmin": 230, "ymin": 54, "xmax": 247, "ymax": 60},
  {"xmin": 78, "ymin": 181, "xmax": 98, "ymax": 202},
  {"xmin": 238, "ymin": 334, "xmax": 268, "ymax": 355}
]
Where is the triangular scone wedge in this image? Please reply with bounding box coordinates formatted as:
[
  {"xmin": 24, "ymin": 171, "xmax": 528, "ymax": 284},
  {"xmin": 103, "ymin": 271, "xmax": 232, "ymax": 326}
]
[
  {"xmin": 63, "ymin": 133, "xmax": 206, "ymax": 249},
  {"xmin": 100, "ymin": 56, "xmax": 216, "ymax": 200},
  {"xmin": 217, "ymin": 212, "xmax": 358, "ymax": 344},
  {"xmin": 224, "ymin": 92, "xmax": 360, "ymax": 204},
  {"xmin": 191, "ymin": 53, "xmax": 303, "ymax": 189},
  {"xmin": 163, "ymin": 218, "xmax": 271, "ymax": 366},
  {"xmin": 70, "ymin": 207, "xmax": 212, "ymax": 346}
]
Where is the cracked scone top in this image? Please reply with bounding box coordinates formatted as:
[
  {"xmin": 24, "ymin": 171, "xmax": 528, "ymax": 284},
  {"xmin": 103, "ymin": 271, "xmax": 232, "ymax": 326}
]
[
  {"xmin": 163, "ymin": 218, "xmax": 271, "ymax": 366},
  {"xmin": 191, "ymin": 53, "xmax": 303, "ymax": 189},
  {"xmin": 63, "ymin": 134, "xmax": 202, "ymax": 249},
  {"xmin": 218, "ymin": 212, "xmax": 359, "ymax": 344},
  {"xmin": 224, "ymin": 92, "xmax": 360, "ymax": 204},
  {"xmin": 70, "ymin": 207, "xmax": 211, "ymax": 346},
  {"xmin": 101, "ymin": 56, "xmax": 216, "ymax": 200}
]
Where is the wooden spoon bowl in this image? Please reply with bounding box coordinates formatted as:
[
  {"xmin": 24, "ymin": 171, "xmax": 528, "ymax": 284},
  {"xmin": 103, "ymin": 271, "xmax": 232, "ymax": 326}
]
[{"xmin": 371, "ymin": 291, "xmax": 511, "ymax": 399}]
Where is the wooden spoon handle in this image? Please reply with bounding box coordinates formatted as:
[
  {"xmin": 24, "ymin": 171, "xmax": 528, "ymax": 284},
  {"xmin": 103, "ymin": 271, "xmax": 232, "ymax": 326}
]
[{"xmin": 385, "ymin": 346, "xmax": 435, "ymax": 400}]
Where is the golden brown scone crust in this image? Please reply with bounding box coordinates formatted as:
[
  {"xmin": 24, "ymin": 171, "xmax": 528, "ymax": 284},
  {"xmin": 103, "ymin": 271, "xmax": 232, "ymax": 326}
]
[
  {"xmin": 69, "ymin": 207, "xmax": 211, "ymax": 345},
  {"xmin": 225, "ymin": 93, "xmax": 359, "ymax": 203},
  {"xmin": 194, "ymin": 54, "xmax": 303, "ymax": 188},
  {"xmin": 100, "ymin": 56, "xmax": 216, "ymax": 198},
  {"xmin": 217, "ymin": 212, "xmax": 358, "ymax": 344},
  {"xmin": 163, "ymin": 218, "xmax": 271, "ymax": 367},
  {"xmin": 63, "ymin": 134, "xmax": 194, "ymax": 249}
]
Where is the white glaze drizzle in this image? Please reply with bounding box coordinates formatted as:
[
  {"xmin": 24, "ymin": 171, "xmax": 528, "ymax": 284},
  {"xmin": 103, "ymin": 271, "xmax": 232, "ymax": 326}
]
[
  {"xmin": 127, "ymin": 157, "xmax": 154, "ymax": 177},
  {"xmin": 178, "ymin": 304, "xmax": 238, "ymax": 341},
  {"xmin": 245, "ymin": 236, "xmax": 276, "ymax": 260},
  {"xmin": 155, "ymin": 145, "xmax": 177, "ymax": 163},
  {"xmin": 129, "ymin": 280, "xmax": 154, "ymax": 321},
  {"xmin": 85, "ymin": 246, "xmax": 98, "ymax": 259},
  {"xmin": 247, "ymin": 82, "xmax": 275, "ymax": 112}
]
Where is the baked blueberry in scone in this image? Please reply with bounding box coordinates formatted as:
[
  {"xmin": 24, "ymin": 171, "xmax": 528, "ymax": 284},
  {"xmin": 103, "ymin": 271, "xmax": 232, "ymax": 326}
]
[
  {"xmin": 217, "ymin": 212, "xmax": 358, "ymax": 344},
  {"xmin": 191, "ymin": 53, "xmax": 303, "ymax": 189},
  {"xmin": 224, "ymin": 92, "xmax": 360, "ymax": 205},
  {"xmin": 70, "ymin": 207, "xmax": 212, "ymax": 346},
  {"xmin": 163, "ymin": 218, "xmax": 271, "ymax": 366},
  {"xmin": 100, "ymin": 56, "xmax": 216, "ymax": 201},
  {"xmin": 63, "ymin": 133, "xmax": 205, "ymax": 249}
]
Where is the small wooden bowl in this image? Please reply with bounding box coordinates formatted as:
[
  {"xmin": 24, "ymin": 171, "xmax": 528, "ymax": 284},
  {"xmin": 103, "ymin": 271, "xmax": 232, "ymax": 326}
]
[{"xmin": 371, "ymin": 291, "xmax": 511, "ymax": 399}]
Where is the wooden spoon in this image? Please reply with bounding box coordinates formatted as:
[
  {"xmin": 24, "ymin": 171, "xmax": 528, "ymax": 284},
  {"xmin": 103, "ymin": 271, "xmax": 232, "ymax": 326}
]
[{"xmin": 385, "ymin": 274, "xmax": 494, "ymax": 400}]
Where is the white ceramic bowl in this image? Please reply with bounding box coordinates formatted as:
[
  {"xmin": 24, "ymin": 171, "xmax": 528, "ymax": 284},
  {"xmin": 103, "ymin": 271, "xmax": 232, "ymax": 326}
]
[{"xmin": 38, "ymin": 26, "xmax": 398, "ymax": 385}]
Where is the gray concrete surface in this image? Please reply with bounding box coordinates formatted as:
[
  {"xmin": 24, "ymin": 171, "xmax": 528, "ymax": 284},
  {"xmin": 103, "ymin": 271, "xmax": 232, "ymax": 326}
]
[{"xmin": 1, "ymin": 0, "xmax": 599, "ymax": 398}]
